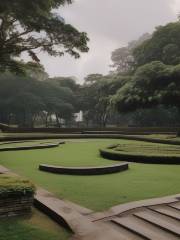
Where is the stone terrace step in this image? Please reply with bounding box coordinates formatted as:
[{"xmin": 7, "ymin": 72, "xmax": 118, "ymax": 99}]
[
  {"xmin": 111, "ymin": 215, "xmax": 179, "ymax": 240},
  {"xmin": 134, "ymin": 209, "xmax": 180, "ymax": 237},
  {"xmin": 170, "ymin": 202, "xmax": 180, "ymax": 210},
  {"xmin": 105, "ymin": 221, "xmax": 144, "ymax": 240},
  {"xmin": 148, "ymin": 205, "xmax": 180, "ymax": 221}
]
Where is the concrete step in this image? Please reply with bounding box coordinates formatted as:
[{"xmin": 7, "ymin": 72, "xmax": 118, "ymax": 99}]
[
  {"xmin": 111, "ymin": 215, "xmax": 179, "ymax": 240},
  {"xmin": 107, "ymin": 221, "xmax": 144, "ymax": 240},
  {"xmin": 134, "ymin": 209, "xmax": 180, "ymax": 237},
  {"xmin": 148, "ymin": 205, "xmax": 180, "ymax": 221},
  {"xmin": 169, "ymin": 202, "xmax": 180, "ymax": 210}
]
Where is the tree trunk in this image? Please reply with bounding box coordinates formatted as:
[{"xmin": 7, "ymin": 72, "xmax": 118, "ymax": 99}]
[{"xmin": 56, "ymin": 114, "xmax": 61, "ymax": 128}]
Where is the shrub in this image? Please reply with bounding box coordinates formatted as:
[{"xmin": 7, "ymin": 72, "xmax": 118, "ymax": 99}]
[{"xmin": 0, "ymin": 175, "xmax": 35, "ymax": 199}]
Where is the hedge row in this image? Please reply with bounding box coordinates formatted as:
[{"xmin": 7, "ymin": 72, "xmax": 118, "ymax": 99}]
[
  {"xmin": 0, "ymin": 175, "xmax": 35, "ymax": 199},
  {"xmin": 0, "ymin": 133, "xmax": 179, "ymax": 145},
  {"xmin": 100, "ymin": 148, "xmax": 180, "ymax": 164},
  {"xmin": 3, "ymin": 126, "xmax": 180, "ymax": 133}
]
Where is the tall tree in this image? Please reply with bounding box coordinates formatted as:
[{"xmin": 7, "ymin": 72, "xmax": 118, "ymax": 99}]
[
  {"xmin": 0, "ymin": 73, "xmax": 77, "ymax": 127},
  {"xmin": 23, "ymin": 62, "xmax": 49, "ymax": 81},
  {"xmin": 0, "ymin": 0, "xmax": 89, "ymax": 73},
  {"xmin": 111, "ymin": 61, "xmax": 180, "ymax": 113},
  {"xmin": 111, "ymin": 33, "xmax": 151, "ymax": 74},
  {"xmin": 49, "ymin": 77, "xmax": 79, "ymax": 91},
  {"xmin": 133, "ymin": 22, "xmax": 180, "ymax": 67},
  {"xmin": 81, "ymin": 74, "xmax": 129, "ymax": 126}
]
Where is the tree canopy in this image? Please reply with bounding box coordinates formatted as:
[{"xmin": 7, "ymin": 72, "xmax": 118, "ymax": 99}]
[
  {"xmin": 112, "ymin": 61, "xmax": 180, "ymax": 112},
  {"xmin": 111, "ymin": 33, "xmax": 151, "ymax": 74},
  {"xmin": 80, "ymin": 73, "xmax": 130, "ymax": 126},
  {"xmin": 133, "ymin": 22, "xmax": 180, "ymax": 67},
  {"xmin": 0, "ymin": 0, "xmax": 89, "ymax": 73},
  {"xmin": 0, "ymin": 73, "xmax": 77, "ymax": 127},
  {"xmin": 1, "ymin": 17, "xmax": 180, "ymax": 128},
  {"xmin": 110, "ymin": 20, "xmax": 180, "ymax": 119}
]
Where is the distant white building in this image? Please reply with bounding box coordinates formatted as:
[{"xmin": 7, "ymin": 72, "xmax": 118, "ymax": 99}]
[{"xmin": 74, "ymin": 111, "xmax": 83, "ymax": 122}]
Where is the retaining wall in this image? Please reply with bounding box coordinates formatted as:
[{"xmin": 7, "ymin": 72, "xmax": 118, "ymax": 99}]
[
  {"xmin": 0, "ymin": 196, "xmax": 33, "ymax": 218},
  {"xmin": 39, "ymin": 163, "xmax": 129, "ymax": 175}
]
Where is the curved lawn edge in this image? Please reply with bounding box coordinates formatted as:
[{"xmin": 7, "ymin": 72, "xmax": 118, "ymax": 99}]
[
  {"xmin": 39, "ymin": 163, "xmax": 129, "ymax": 175},
  {"xmin": 100, "ymin": 147, "xmax": 180, "ymax": 164},
  {"xmin": 0, "ymin": 141, "xmax": 65, "ymax": 151}
]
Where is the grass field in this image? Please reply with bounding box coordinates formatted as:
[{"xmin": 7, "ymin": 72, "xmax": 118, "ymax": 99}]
[
  {"xmin": 0, "ymin": 139, "xmax": 180, "ymax": 211},
  {"xmin": 0, "ymin": 208, "xmax": 70, "ymax": 240}
]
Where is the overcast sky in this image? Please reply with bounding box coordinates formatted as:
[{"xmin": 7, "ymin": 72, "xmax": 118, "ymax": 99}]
[{"xmin": 39, "ymin": 0, "xmax": 180, "ymax": 83}]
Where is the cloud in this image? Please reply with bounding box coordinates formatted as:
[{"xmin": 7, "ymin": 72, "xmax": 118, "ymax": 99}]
[
  {"xmin": 39, "ymin": 0, "xmax": 178, "ymax": 83},
  {"xmin": 171, "ymin": 0, "xmax": 180, "ymax": 14}
]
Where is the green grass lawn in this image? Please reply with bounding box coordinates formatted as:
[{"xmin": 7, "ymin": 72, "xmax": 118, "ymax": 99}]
[
  {"xmin": 0, "ymin": 208, "xmax": 70, "ymax": 240},
  {"xmin": 0, "ymin": 139, "xmax": 118, "ymax": 167},
  {"xmin": 0, "ymin": 139, "xmax": 180, "ymax": 211}
]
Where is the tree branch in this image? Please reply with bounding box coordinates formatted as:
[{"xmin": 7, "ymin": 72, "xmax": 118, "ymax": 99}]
[{"xmin": 5, "ymin": 29, "xmax": 33, "ymax": 44}]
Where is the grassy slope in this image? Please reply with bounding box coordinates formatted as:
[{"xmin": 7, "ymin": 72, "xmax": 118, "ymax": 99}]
[
  {"xmin": 0, "ymin": 208, "xmax": 70, "ymax": 240},
  {"xmin": 0, "ymin": 139, "xmax": 180, "ymax": 211}
]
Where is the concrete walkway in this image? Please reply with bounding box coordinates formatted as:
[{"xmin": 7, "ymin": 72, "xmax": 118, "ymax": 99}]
[{"xmin": 34, "ymin": 188, "xmax": 125, "ymax": 240}]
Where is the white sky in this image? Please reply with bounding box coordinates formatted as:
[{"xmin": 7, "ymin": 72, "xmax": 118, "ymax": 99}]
[
  {"xmin": 171, "ymin": 0, "xmax": 180, "ymax": 13},
  {"xmin": 38, "ymin": 0, "xmax": 180, "ymax": 83}
]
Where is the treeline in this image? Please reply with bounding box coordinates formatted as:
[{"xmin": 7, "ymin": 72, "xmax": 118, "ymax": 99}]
[
  {"xmin": 111, "ymin": 21, "xmax": 180, "ymax": 118},
  {"xmin": 0, "ymin": 73, "xmax": 79, "ymax": 127},
  {"xmin": 2, "ymin": 20, "xmax": 180, "ymax": 128},
  {"xmin": 82, "ymin": 20, "xmax": 180, "ymax": 127},
  {"xmin": 1, "ymin": 69, "xmax": 180, "ymax": 128}
]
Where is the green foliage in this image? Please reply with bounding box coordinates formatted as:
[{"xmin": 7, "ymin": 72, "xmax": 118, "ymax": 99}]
[
  {"xmin": 23, "ymin": 62, "xmax": 49, "ymax": 81},
  {"xmin": 0, "ymin": 175, "xmax": 35, "ymax": 198},
  {"xmin": 110, "ymin": 21, "xmax": 180, "ymax": 116},
  {"xmin": 0, "ymin": 0, "xmax": 89, "ymax": 73},
  {"xmin": 50, "ymin": 77, "xmax": 79, "ymax": 91},
  {"xmin": 81, "ymin": 73, "xmax": 130, "ymax": 126},
  {"xmin": 133, "ymin": 22, "xmax": 180, "ymax": 66},
  {"xmin": 131, "ymin": 106, "xmax": 180, "ymax": 127},
  {"xmin": 112, "ymin": 61, "xmax": 180, "ymax": 113},
  {"xmin": 111, "ymin": 33, "xmax": 151, "ymax": 73},
  {"xmin": 0, "ymin": 74, "xmax": 77, "ymax": 127}
]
